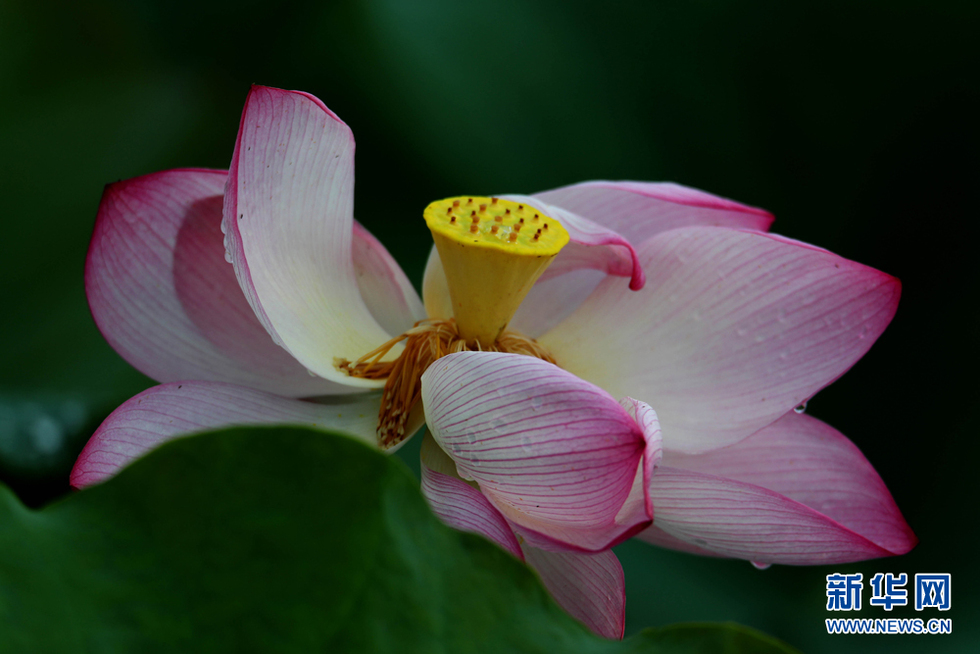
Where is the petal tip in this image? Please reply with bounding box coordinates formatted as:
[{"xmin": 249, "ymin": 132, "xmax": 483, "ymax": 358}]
[{"xmin": 247, "ymin": 84, "xmax": 350, "ymax": 130}]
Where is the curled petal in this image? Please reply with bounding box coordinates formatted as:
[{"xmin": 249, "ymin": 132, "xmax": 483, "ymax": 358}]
[
  {"xmin": 654, "ymin": 411, "xmax": 916, "ymax": 561},
  {"xmin": 543, "ymin": 227, "xmax": 901, "ymax": 453},
  {"xmin": 617, "ymin": 397, "xmax": 663, "ymax": 523},
  {"xmin": 534, "ymin": 181, "xmax": 774, "ymax": 245},
  {"xmin": 70, "ymin": 382, "xmax": 379, "ymax": 488},
  {"xmin": 86, "ymin": 168, "xmax": 346, "ymax": 396},
  {"xmin": 421, "ymin": 352, "xmax": 654, "ymax": 552},
  {"xmin": 521, "ymin": 545, "xmax": 625, "ymax": 640},
  {"xmin": 222, "ymin": 86, "xmax": 405, "ymax": 387},
  {"xmin": 502, "ymin": 194, "xmax": 644, "ymax": 291},
  {"xmin": 420, "ymin": 434, "xmax": 524, "ymax": 560}
]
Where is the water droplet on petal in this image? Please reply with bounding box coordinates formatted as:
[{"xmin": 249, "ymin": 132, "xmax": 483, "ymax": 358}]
[
  {"xmin": 777, "ymin": 308, "xmax": 787, "ymax": 323},
  {"xmin": 735, "ymin": 327, "xmax": 748, "ymax": 337},
  {"xmin": 307, "ymin": 369, "xmax": 318, "ymax": 377},
  {"xmin": 794, "ymin": 401, "xmax": 808, "ymax": 414},
  {"xmin": 530, "ymin": 395, "xmax": 544, "ymax": 410},
  {"xmin": 751, "ymin": 561, "xmax": 772, "ymax": 570}
]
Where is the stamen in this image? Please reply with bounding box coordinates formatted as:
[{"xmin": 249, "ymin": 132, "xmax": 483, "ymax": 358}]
[{"xmin": 337, "ymin": 319, "xmax": 555, "ymax": 449}]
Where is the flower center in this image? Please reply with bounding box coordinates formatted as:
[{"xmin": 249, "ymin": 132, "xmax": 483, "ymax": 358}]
[
  {"xmin": 337, "ymin": 196, "xmax": 569, "ymax": 450},
  {"xmin": 425, "ymin": 196, "xmax": 570, "ymax": 345}
]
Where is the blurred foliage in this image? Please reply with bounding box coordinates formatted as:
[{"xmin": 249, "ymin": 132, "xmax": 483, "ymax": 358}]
[
  {"xmin": 0, "ymin": 426, "xmax": 799, "ymax": 654},
  {"xmin": 0, "ymin": 0, "xmax": 976, "ymax": 651}
]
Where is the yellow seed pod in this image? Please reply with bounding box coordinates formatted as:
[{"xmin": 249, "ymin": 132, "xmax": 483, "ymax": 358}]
[{"xmin": 424, "ymin": 196, "xmax": 570, "ymax": 345}]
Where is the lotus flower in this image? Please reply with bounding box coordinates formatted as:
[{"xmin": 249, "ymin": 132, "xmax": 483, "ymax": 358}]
[{"xmin": 72, "ymin": 85, "xmax": 915, "ymax": 639}]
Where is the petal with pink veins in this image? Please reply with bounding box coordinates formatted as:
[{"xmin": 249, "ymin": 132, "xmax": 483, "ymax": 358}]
[
  {"xmin": 420, "ymin": 434, "xmax": 524, "ymax": 560},
  {"xmin": 222, "ymin": 86, "xmax": 409, "ymax": 387},
  {"xmin": 420, "ymin": 433, "xmax": 626, "ymax": 638},
  {"xmin": 86, "ymin": 168, "xmax": 348, "ymax": 396},
  {"xmin": 521, "ymin": 545, "xmax": 625, "ymax": 640},
  {"xmin": 421, "ymin": 352, "xmax": 656, "ymax": 553},
  {"xmin": 534, "ymin": 181, "xmax": 774, "ymax": 245},
  {"xmin": 648, "ymin": 411, "xmax": 917, "ymax": 562},
  {"xmin": 542, "ymin": 227, "xmax": 901, "ymax": 453},
  {"xmin": 427, "ymin": 183, "xmax": 771, "ymax": 339},
  {"xmin": 639, "ymin": 465, "xmax": 907, "ymax": 565},
  {"xmin": 70, "ymin": 381, "xmax": 380, "ymax": 489}
]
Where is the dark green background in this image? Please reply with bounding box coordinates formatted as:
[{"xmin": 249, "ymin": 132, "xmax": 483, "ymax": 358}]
[{"xmin": 0, "ymin": 0, "xmax": 976, "ymax": 651}]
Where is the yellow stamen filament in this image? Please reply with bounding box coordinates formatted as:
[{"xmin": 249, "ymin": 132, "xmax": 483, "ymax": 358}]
[{"xmin": 337, "ymin": 319, "xmax": 555, "ymax": 449}]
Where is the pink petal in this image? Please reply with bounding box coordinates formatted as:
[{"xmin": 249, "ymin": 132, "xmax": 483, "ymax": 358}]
[
  {"xmin": 522, "ymin": 545, "xmax": 625, "ymax": 639},
  {"xmin": 86, "ymin": 169, "xmax": 347, "ymax": 396},
  {"xmin": 543, "ymin": 227, "xmax": 901, "ymax": 453},
  {"xmin": 533, "ymin": 181, "xmax": 774, "ymax": 244},
  {"xmin": 658, "ymin": 411, "xmax": 916, "ymax": 560},
  {"xmin": 222, "ymin": 86, "xmax": 404, "ymax": 387},
  {"xmin": 70, "ymin": 381, "xmax": 380, "ymax": 488},
  {"xmin": 503, "ymin": 180, "xmax": 774, "ymax": 339},
  {"xmin": 638, "ymin": 464, "xmax": 907, "ymax": 565},
  {"xmin": 420, "ymin": 352, "xmax": 654, "ymax": 553},
  {"xmin": 420, "ymin": 431, "xmax": 626, "ymax": 638},
  {"xmin": 419, "ymin": 434, "xmax": 524, "ymax": 560}
]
